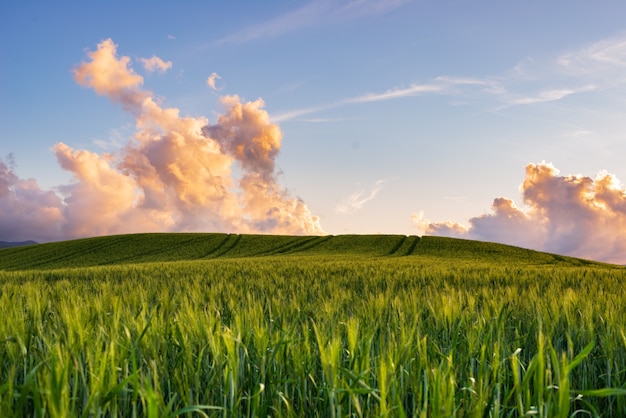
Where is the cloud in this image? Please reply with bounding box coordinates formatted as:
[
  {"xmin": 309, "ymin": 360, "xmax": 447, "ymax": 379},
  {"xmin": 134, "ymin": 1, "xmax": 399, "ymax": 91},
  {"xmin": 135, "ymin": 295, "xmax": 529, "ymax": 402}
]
[
  {"xmin": 272, "ymin": 75, "xmax": 591, "ymax": 123},
  {"xmin": 275, "ymin": 34, "xmax": 626, "ymax": 122},
  {"xmin": 140, "ymin": 56, "xmax": 173, "ymax": 73},
  {"xmin": 273, "ymin": 82, "xmax": 443, "ymax": 122},
  {"xmin": 336, "ymin": 180, "xmax": 385, "ymax": 214},
  {"xmin": 0, "ymin": 39, "xmax": 323, "ymax": 242},
  {"xmin": 345, "ymin": 84, "xmax": 443, "ymax": 104},
  {"xmin": 331, "ymin": 0, "xmax": 408, "ymax": 19},
  {"xmin": 413, "ymin": 162, "xmax": 626, "ymax": 264},
  {"xmin": 216, "ymin": 0, "xmax": 407, "ymax": 45},
  {"xmin": 216, "ymin": 1, "xmax": 326, "ymax": 45},
  {"xmin": 92, "ymin": 128, "xmax": 129, "ymax": 150},
  {"xmin": 73, "ymin": 39, "xmax": 148, "ymax": 111},
  {"xmin": 558, "ymin": 35, "xmax": 626, "ymax": 77},
  {"xmin": 507, "ymin": 85, "xmax": 596, "ymax": 106},
  {"xmin": 0, "ymin": 159, "xmax": 64, "ymax": 242},
  {"xmin": 206, "ymin": 72, "xmax": 221, "ymax": 90}
]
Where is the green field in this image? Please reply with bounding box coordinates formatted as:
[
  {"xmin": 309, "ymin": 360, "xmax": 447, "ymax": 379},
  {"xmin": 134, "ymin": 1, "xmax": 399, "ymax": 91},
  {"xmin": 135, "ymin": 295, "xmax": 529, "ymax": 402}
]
[{"xmin": 1, "ymin": 233, "xmax": 625, "ymax": 417}]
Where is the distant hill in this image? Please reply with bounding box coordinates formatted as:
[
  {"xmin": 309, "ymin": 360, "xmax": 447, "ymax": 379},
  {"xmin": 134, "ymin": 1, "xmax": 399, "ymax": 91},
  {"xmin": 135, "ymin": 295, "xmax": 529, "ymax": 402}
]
[
  {"xmin": 0, "ymin": 233, "xmax": 613, "ymax": 271},
  {"xmin": 0, "ymin": 240, "xmax": 38, "ymax": 249}
]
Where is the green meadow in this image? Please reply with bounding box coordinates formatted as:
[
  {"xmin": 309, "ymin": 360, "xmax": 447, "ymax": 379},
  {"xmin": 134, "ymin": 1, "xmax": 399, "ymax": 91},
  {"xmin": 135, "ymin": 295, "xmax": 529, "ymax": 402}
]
[{"xmin": 0, "ymin": 233, "xmax": 625, "ymax": 417}]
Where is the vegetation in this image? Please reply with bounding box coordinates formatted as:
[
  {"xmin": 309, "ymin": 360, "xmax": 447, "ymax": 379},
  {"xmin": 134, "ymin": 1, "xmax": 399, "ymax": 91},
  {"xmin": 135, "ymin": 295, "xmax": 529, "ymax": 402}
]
[{"xmin": 0, "ymin": 233, "xmax": 624, "ymax": 417}]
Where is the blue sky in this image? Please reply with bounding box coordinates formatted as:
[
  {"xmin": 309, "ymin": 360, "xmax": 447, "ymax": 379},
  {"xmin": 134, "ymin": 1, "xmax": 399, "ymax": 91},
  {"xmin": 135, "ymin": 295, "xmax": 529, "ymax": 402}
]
[{"xmin": 2, "ymin": 1, "xmax": 626, "ymax": 262}]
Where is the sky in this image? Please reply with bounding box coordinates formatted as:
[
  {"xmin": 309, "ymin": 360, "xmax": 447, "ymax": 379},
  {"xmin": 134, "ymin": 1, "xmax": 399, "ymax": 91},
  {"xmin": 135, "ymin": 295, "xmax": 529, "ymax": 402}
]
[{"xmin": 2, "ymin": 1, "xmax": 626, "ymax": 263}]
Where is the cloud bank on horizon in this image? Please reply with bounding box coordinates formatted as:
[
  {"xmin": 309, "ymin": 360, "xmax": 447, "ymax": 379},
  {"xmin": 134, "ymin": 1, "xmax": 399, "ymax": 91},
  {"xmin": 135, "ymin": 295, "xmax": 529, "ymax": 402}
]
[
  {"xmin": 0, "ymin": 39, "xmax": 322, "ymax": 242},
  {"xmin": 413, "ymin": 162, "xmax": 626, "ymax": 264}
]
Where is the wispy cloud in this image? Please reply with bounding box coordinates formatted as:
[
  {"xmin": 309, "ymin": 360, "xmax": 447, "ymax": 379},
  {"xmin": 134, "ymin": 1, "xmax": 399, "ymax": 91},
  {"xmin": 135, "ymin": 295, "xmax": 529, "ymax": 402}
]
[
  {"xmin": 273, "ymin": 77, "xmax": 509, "ymax": 122},
  {"xmin": 506, "ymin": 84, "xmax": 596, "ymax": 106},
  {"xmin": 92, "ymin": 128, "xmax": 131, "ymax": 150},
  {"xmin": 273, "ymin": 82, "xmax": 443, "ymax": 122},
  {"xmin": 274, "ymin": 33, "xmax": 626, "ymax": 122},
  {"xmin": 345, "ymin": 83, "xmax": 443, "ymax": 104},
  {"xmin": 558, "ymin": 34, "xmax": 626, "ymax": 77},
  {"xmin": 336, "ymin": 180, "xmax": 385, "ymax": 214},
  {"xmin": 216, "ymin": 0, "xmax": 408, "ymax": 45},
  {"xmin": 273, "ymin": 78, "xmax": 596, "ymax": 122}
]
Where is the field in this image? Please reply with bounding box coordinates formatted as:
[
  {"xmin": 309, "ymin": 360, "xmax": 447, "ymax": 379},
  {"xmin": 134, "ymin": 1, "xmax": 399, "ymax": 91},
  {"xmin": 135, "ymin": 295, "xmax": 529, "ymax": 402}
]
[{"xmin": 1, "ymin": 233, "xmax": 625, "ymax": 417}]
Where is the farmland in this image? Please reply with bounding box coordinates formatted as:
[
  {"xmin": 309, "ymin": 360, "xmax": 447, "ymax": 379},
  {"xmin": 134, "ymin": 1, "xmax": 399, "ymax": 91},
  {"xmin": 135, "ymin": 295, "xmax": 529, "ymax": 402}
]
[{"xmin": 1, "ymin": 233, "xmax": 625, "ymax": 417}]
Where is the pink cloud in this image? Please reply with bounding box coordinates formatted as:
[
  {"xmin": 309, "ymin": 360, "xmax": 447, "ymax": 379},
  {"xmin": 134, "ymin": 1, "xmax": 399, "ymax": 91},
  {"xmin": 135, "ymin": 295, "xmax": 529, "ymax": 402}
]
[
  {"xmin": 140, "ymin": 56, "xmax": 173, "ymax": 73},
  {"xmin": 414, "ymin": 162, "xmax": 626, "ymax": 264},
  {"xmin": 207, "ymin": 72, "xmax": 221, "ymax": 90},
  {"xmin": 0, "ymin": 39, "xmax": 323, "ymax": 242},
  {"xmin": 0, "ymin": 160, "xmax": 64, "ymax": 242}
]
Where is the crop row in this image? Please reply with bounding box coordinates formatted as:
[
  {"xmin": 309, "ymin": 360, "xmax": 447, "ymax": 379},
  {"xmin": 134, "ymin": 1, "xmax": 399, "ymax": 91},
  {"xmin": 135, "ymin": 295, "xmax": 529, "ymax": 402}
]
[{"xmin": 0, "ymin": 234, "xmax": 600, "ymax": 272}]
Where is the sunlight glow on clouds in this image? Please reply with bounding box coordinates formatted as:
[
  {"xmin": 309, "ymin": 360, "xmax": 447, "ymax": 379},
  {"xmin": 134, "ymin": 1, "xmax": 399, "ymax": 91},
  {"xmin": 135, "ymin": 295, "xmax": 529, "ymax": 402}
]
[
  {"xmin": 206, "ymin": 72, "xmax": 221, "ymax": 90},
  {"xmin": 413, "ymin": 162, "xmax": 626, "ymax": 264},
  {"xmin": 140, "ymin": 56, "xmax": 173, "ymax": 73},
  {"xmin": 0, "ymin": 39, "xmax": 323, "ymax": 242}
]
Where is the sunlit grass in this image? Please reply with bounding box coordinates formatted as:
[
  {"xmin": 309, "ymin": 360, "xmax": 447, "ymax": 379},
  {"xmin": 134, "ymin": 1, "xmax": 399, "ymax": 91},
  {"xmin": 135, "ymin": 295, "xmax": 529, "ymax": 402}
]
[{"xmin": 0, "ymin": 235, "xmax": 625, "ymax": 416}]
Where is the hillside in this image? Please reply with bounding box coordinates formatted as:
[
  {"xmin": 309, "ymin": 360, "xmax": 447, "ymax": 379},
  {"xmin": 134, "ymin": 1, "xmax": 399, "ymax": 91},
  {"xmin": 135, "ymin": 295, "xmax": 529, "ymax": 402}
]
[
  {"xmin": 0, "ymin": 240, "xmax": 38, "ymax": 249},
  {"xmin": 0, "ymin": 233, "xmax": 609, "ymax": 271}
]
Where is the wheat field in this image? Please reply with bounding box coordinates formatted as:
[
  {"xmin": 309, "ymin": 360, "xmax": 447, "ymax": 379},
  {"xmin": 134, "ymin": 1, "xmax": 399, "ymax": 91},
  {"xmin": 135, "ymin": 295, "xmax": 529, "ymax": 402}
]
[{"xmin": 1, "ymin": 234, "xmax": 625, "ymax": 417}]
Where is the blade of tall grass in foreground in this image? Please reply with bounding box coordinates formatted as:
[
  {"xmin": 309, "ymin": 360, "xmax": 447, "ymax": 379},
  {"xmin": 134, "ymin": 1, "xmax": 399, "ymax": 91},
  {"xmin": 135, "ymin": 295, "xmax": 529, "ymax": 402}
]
[{"xmin": 0, "ymin": 256, "xmax": 624, "ymax": 416}]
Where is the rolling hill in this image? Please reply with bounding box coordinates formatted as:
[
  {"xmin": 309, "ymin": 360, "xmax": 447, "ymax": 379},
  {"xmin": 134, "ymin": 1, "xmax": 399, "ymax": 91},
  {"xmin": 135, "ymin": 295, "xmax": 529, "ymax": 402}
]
[
  {"xmin": 0, "ymin": 233, "xmax": 607, "ymax": 271},
  {"xmin": 0, "ymin": 240, "xmax": 37, "ymax": 249}
]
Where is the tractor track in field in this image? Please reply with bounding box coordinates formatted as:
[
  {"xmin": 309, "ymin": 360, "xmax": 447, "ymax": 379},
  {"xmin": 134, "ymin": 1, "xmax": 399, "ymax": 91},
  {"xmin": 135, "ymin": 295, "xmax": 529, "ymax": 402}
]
[
  {"xmin": 109, "ymin": 235, "xmax": 205, "ymax": 264},
  {"xmin": 286, "ymin": 235, "xmax": 334, "ymax": 254},
  {"xmin": 404, "ymin": 235, "xmax": 421, "ymax": 256},
  {"xmin": 386, "ymin": 236, "xmax": 408, "ymax": 256},
  {"xmin": 247, "ymin": 236, "xmax": 319, "ymax": 257},
  {"xmin": 201, "ymin": 234, "xmax": 235, "ymax": 259},
  {"xmin": 209, "ymin": 234, "xmax": 242, "ymax": 258},
  {"xmin": 18, "ymin": 235, "xmax": 130, "ymax": 269}
]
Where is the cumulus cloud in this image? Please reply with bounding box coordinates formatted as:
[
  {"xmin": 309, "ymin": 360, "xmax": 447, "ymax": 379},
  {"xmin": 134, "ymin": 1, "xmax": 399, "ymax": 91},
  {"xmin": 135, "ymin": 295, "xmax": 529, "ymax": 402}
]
[
  {"xmin": 0, "ymin": 160, "xmax": 64, "ymax": 242},
  {"xmin": 413, "ymin": 162, "xmax": 626, "ymax": 264},
  {"xmin": 140, "ymin": 55, "xmax": 173, "ymax": 73},
  {"xmin": 0, "ymin": 39, "xmax": 322, "ymax": 242},
  {"xmin": 74, "ymin": 39, "xmax": 147, "ymax": 110},
  {"xmin": 206, "ymin": 72, "xmax": 221, "ymax": 90}
]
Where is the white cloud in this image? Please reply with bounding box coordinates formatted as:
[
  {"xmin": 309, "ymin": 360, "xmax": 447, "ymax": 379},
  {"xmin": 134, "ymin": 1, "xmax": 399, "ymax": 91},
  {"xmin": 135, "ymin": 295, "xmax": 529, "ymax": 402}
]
[
  {"xmin": 558, "ymin": 34, "xmax": 626, "ymax": 76},
  {"xmin": 273, "ymin": 82, "xmax": 443, "ymax": 122},
  {"xmin": 508, "ymin": 85, "xmax": 595, "ymax": 106},
  {"xmin": 92, "ymin": 128, "xmax": 130, "ymax": 150},
  {"xmin": 345, "ymin": 83, "xmax": 443, "ymax": 104},
  {"xmin": 275, "ymin": 33, "xmax": 626, "ymax": 122},
  {"xmin": 336, "ymin": 180, "xmax": 385, "ymax": 214},
  {"xmin": 216, "ymin": 0, "xmax": 408, "ymax": 45}
]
